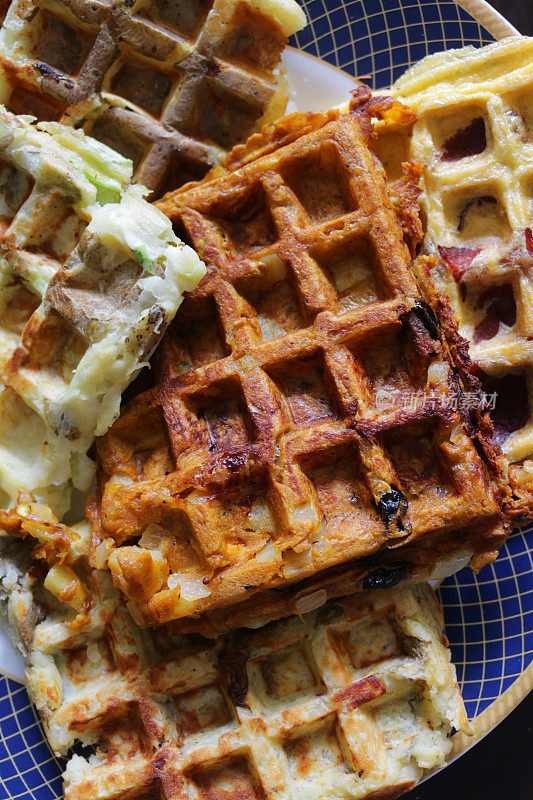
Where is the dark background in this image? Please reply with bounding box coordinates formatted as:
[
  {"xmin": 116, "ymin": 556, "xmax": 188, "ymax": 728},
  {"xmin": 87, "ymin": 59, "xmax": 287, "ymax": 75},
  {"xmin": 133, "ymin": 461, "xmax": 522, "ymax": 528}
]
[
  {"xmin": 406, "ymin": 694, "xmax": 532, "ymax": 799},
  {"xmin": 407, "ymin": 4, "xmax": 532, "ymax": 799},
  {"xmin": 490, "ymin": 0, "xmax": 531, "ymax": 35}
]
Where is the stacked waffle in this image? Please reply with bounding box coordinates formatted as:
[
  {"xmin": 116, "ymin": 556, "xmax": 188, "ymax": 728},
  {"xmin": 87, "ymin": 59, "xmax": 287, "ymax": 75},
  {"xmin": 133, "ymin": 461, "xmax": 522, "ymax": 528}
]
[
  {"xmin": 0, "ymin": 106, "xmax": 205, "ymax": 514},
  {"xmin": 0, "ymin": 0, "xmax": 306, "ymax": 198},
  {"xmin": 4, "ymin": 25, "xmax": 533, "ymax": 800},
  {"xmin": 391, "ymin": 36, "xmax": 533, "ymax": 514},
  {"xmin": 89, "ymin": 109, "xmax": 505, "ymax": 634},
  {"xmin": 0, "ymin": 97, "xmax": 480, "ymax": 799},
  {"xmin": 0, "ymin": 520, "xmax": 467, "ymax": 800}
]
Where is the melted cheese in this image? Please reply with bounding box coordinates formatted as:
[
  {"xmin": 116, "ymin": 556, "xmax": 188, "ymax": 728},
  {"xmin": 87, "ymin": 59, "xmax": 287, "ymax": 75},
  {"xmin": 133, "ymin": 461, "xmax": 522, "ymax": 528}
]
[{"xmin": 0, "ymin": 109, "xmax": 205, "ymax": 514}]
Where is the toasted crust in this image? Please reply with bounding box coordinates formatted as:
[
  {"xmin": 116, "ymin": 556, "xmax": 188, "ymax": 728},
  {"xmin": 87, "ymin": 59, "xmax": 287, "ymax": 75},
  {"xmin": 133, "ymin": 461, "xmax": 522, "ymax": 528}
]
[
  {"xmin": 91, "ymin": 110, "xmax": 508, "ymax": 629},
  {"xmin": 0, "ymin": 534, "xmax": 469, "ymax": 800},
  {"xmin": 0, "ymin": 0, "xmax": 306, "ymax": 198},
  {"xmin": 391, "ymin": 36, "xmax": 533, "ymax": 515}
]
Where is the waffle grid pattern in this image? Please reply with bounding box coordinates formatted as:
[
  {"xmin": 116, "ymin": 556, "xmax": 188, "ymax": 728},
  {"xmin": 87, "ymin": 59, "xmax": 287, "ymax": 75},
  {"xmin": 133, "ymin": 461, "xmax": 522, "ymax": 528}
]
[
  {"xmin": 389, "ymin": 37, "xmax": 533, "ymax": 520},
  {"xmin": 0, "ymin": 1, "xmax": 531, "ymax": 799},
  {"xmin": 1, "ymin": 527, "xmax": 531, "ymax": 799},
  {"xmin": 0, "ymin": 579, "xmax": 466, "ymax": 800},
  {"xmin": 0, "ymin": 108, "xmax": 206, "ymax": 516},
  {"xmin": 388, "ymin": 40, "xmax": 533, "ymax": 462},
  {"xmin": 0, "ymin": 0, "xmax": 304, "ymax": 198},
  {"xmin": 99, "ymin": 111, "xmax": 505, "ymax": 628}
]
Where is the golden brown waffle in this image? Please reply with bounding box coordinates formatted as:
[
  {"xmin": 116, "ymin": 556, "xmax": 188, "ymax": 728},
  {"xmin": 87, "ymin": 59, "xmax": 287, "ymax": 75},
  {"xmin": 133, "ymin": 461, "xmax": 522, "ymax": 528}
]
[
  {"xmin": 391, "ymin": 37, "xmax": 533, "ymax": 513},
  {"xmin": 0, "ymin": 0, "xmax": 306, "ymax": 198},
  {"xmin": 0, "ymin": 523, "xmax": 468, "ymax": 800},
  {"xmin": 92, "ymin": 110, "xmax": 507, "ymax": 631}
]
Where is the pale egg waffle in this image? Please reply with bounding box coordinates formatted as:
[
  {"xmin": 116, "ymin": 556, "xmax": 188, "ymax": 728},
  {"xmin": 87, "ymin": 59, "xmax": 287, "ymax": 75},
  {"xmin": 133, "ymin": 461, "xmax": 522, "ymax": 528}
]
[
  {"xmin": 0, "ymin": 0, "xmax": 306, "ymax": 198},
  {"xmin": 0, "ymin": 522, "xmax": 467, "ymax": 800},
  {"xmin": 90, "ymin": 109, "xmax": 507, "ymax": 632},
  {"xmin": 0, "ymin": 106, "xmax": 205, "ymax": 515},
  {"xmin": 391, "ymin": 36, "xmax": 533, "ymax": 514}
]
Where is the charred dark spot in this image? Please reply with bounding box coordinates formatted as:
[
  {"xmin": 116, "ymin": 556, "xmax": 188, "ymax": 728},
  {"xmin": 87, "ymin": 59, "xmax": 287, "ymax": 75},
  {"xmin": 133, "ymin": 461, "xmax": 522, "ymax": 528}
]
[
  {"xmin": 457, "ymin": 196, "xmax": 496, "ymax": 233},
  {"xmin": 68, "ymin": 741, "xmax": 98, "ymax": 760},
  {"xmin": 442, "ymin": 117, "xmax": 486, "ymax": 161},
  {"xmin": 207, "ymin": 58, "xmax": 221, "ymax": 78},
  {"xmin": 438, "ymin": 245, "xmax": 482, "ymax": 281},
  {"xmin": 412, "ymin": 301, "xmax": 439, "ymax": 340},
  {"xmin": 361, "ymin": 564, "xmax": 406, "ymax": 591},
  {"xmin": 34, "ymin": 62, "xmax": 74, "ymax": 88},
  {"xmin": 220, "ymin": 452, "xmax": 247, "ymax": 472},
  {"xmin": 28, "ymin": 563, "xmax": 47, "ymax": 580},
  {"xmin": 376, "ymin": 488, "xmax": 407, "ymax": 529}
]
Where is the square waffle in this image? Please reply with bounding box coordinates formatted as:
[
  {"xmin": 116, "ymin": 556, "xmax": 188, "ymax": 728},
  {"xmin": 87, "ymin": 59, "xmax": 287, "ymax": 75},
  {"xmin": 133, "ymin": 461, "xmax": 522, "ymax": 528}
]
[
  {"xmin": 0, "ymin": 107, "xmax": 205, "ymax": 514},
  {"xmin": 0, "ymin": 0, "xmax": 306, "ymax": 198},
  {"xmin": 93, "ymin": 109, "xmax": 507, "ymax": 632},
  {"xmin": 0, "ymin": 520, "xmax": 468, "ymax": 800},
  {"xmin": 391, "ymin": 36, "xmax": 533, "ymax": 514}
]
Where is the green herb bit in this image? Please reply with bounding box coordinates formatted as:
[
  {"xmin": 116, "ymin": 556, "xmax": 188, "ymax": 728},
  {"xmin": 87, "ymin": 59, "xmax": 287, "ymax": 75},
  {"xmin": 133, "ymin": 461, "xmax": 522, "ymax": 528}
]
[
  {"xmin": 83, "ymin": 171, "xmax": 121, "ymax": 205},
  {"xmin": 134, "ymin": 246, "xmax": 154, "ymax": 274}
]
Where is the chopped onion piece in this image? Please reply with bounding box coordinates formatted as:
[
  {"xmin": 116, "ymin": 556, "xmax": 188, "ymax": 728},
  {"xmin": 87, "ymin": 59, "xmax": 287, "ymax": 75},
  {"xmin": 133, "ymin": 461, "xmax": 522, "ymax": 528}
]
[
  {"xmin": 256, "ymin": 542, "xmax": 281, "ymax": 563},
  {"xmin": 167, "ymin": 573, "xmax": 211, "ymax": 601},
  {"xmin": 295, "ymin": 590, "xmax": 327, "ymax": 615}
]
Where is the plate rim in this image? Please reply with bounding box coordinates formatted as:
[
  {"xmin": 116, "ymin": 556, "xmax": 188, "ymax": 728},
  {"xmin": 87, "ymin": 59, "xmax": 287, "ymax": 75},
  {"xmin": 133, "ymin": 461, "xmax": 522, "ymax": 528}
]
[
  {"xmin": 456, "ymin": 0, "xmax": 519, "ymax": 37},
  {"xmin": 0, "ymin": 1, "xmax": 530, "ymax": 796}
]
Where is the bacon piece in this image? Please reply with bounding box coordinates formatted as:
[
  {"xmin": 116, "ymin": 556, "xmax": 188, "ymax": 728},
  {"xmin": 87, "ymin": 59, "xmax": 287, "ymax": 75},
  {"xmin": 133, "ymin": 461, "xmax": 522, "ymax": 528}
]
[
  {"xmin": 349, "ymin": 84, "xmax": 374, "ymax": 110},
  {"xmin": 349, "ymin": 85, "xmax": 415, "ymax": 145},
  {"xmin": 473, "ymin": 282, "xmax": 516, "ymax": 343},
  {"xmin": 438, "ymin": 245, "xmax": 482, "ymax": 281},
  {"xmin": 442, "ymin": 117, "xmax": 486, "ymax": 161},
  {"xmin": 526, "ymin": 227, "xmax": 533, "ymax": 255},
  {"xmin": 473, "ymin": 314, "xmax": 499, "ymax": 343},
  {"xmin": 332, "ymin": 675, "xmax": 385, "ymax": 708}
]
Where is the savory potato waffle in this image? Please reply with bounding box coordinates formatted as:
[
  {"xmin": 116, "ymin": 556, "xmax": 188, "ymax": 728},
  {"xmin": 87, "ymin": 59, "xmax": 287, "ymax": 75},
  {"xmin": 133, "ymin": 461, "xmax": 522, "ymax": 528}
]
[
  {"xmin": 0, "ymin": 530, "xmax": 467, "ymax": 800},
  {"xmin": 0, "ymin": 107, "xmax": 205, "ymax": 515},
  {"xmin": 391, "ymin": 36, "xmax": 533, "ymax": 512},
  {"xmin": 0, "ymin": 0, "xmax": 306, "ymax": 198},
  {"xmin": 92, "ymin": 111, "xmax": 507, "ymax": 631}
]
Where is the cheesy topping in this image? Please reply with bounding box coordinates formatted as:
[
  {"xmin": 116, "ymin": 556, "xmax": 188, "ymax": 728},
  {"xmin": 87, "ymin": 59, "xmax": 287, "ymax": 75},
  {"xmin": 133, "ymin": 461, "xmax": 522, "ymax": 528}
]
[{"xmin": 0, "ymin": 109, "xmax": 205, "ymax": 514}]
